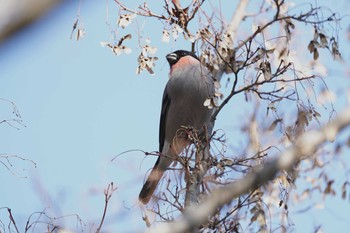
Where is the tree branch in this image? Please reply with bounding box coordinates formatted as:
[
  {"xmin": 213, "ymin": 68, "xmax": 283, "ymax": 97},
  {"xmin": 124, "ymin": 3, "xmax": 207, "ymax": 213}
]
[
  {"xmin": 213, "ymin": 0, "xmax": 250, "ymax": 81},
  {"xmin": 148, "ymin": 106, "xmax": 350, "ymax": 233},
  {"xmin": 0, "ymin": 0, "xmax": 60, "ymax": 42},
  {"xmin": 114, "ymin": 0, "xmax": 168, "ymax": 20},
  {"xmin": 96, "ymin": 182, "xmax": 117, "ymax": 233},
  {"xmin": 225, "ymin": 0, "xmax": 250, "ymax": 47}
]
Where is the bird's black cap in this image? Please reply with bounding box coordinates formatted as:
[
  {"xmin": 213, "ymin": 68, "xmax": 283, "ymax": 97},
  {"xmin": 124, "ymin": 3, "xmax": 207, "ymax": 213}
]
[{"xmin": 166, "ymin": 50, "xmax": 199, "ymax": 66}]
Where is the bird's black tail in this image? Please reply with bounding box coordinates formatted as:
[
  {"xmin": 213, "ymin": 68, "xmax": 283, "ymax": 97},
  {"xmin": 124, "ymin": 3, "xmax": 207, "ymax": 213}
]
[
  {"xmin": 139, "ymin": 168, "xmax": 164, "ymax": 204},
  {"xmin": 139, "ymin": 157, "xmax": 172, "ymax": 204}
]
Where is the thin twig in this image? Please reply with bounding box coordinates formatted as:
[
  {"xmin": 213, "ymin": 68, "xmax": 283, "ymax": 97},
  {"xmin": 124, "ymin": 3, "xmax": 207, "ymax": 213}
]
[
  {"xmin": 7, "ymin": 208, "xmax": 20, "ymax": 233},
  {"xmin": 96, "ymin": 182, "xmax": 117, "ymax": 233},
  {"xmin": 149, "ymin": 106, "xmax": 350, "ymax": 233}
]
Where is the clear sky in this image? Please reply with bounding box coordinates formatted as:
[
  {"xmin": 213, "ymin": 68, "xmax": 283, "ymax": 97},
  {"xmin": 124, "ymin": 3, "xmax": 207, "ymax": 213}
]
[{"xmin": 1, "ymin": 0, "xmax": 350, "ymax": 232}]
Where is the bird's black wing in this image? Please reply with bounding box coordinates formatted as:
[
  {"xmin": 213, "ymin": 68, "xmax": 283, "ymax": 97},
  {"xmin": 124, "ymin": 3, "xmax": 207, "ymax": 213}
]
[{"xmin": 159, "ymin": 85, "xmax": 170, "ymax": 152}]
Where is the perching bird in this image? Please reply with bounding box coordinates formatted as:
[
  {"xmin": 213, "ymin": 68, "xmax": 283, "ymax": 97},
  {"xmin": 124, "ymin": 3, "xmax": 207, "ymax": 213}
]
[{"xmin": 138, "ymin": 50, "xmax": 215, "ymax": 204}]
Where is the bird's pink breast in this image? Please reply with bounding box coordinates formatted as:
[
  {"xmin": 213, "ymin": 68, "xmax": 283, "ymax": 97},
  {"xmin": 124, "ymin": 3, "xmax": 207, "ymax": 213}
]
[{"xmin": 170, "ymin": 55, "xmax": 200, "ymax": 76}]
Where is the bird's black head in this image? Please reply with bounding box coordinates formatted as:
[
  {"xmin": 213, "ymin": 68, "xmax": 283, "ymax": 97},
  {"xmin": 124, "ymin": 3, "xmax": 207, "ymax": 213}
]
[{"xmin": 166, "ymin": 50, "xmax": 199, "ymax": 66}]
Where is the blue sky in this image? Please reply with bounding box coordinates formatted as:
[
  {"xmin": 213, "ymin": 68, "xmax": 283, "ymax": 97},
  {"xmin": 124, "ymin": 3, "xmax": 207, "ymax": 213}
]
[{"xmin": 1, "ymin": 0, "xmax": 350, "ymax": 232}]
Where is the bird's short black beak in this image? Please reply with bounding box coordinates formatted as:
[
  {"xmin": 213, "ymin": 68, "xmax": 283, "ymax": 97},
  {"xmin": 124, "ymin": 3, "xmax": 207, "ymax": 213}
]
[{"xmin": 166, "ymin": 53, "xmax": 178, "ymax": 66}]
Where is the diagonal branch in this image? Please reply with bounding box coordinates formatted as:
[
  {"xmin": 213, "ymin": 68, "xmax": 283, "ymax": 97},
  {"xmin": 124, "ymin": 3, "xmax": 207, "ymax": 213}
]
[{"xmin": 148, "ymin": 106, "xmax": 350, "ymax": 233}]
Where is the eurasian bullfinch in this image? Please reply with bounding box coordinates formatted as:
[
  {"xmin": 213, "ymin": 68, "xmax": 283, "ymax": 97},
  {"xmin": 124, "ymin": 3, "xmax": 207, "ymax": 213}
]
[{"xmin": 139, "ymin": 50, "xmax": 215, "ymax": 204}]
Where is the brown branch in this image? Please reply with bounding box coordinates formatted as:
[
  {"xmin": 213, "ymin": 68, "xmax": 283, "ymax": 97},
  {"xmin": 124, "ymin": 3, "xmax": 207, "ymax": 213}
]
[
  {"xmin": 212, "ymin": 5, "xmax": 339, "ymax": 83},
  {"xmin": 0, "ymin": 154, "xmax": 37, "ymax": 178},
  {"xmin": 7, "ymin": 208, "xmax": 20, "ymax": 233},
  {"xmin": 211, "ymin": 62, "xmax": 299, "ymax": 122},
  {"xmin": 213, "ymin": 0, "xmax": 250, "ymax": 81},
  {"xmin": 148, "ymin": 106, "xmax": 350, "ymax": 233},
  {"xmin": 273, "ymin": 0, "xmax": 285, "ymax": 20},
  {"xmin": 96, "ymin": 182, "xmax": 117, "ymax": 233},
  {"xmin": 235, "ymin": 9, "xmax": 338, "ymax": 52},
  {"xmin": 188, "ymin": 0, "xmax": 206, "ymax": 21},
  {"xmin": 163, "ymin": 0, "xmax": 173, "ymax": 16},
  {"xmin": 114, "ymin": 0, "xmax": 168, "ymax": 20},
  {"xmin": 215, "ymin": 191, "xmax": 255, "ymax": 226},
  {"xmin": 225, "ymin": 0, "xmax": 250, "ymax": 47}
]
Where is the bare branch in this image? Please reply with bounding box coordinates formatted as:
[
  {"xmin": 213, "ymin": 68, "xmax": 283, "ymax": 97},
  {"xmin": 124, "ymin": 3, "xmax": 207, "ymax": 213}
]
[
  {"xmin": 0, "ymin": 0, "xmax": 60, "ymax": 42},
  {"xmin": 213, "ymin": 0, "xmax": 250, "ymax": 81},
  {"xmin": 225, "ymin": 0, "xmax": 250, "ymax": 47},
  {"xmin": 96, "ymin": 182, "xmax": 117, "ymax": 233},
  {"xmin": 7, "ymin": 208, "xmax": 20, "ymax": 233},
  {"xmin": 114, "ymin": 0, "xmax": 168, "ymax": 20},
  {"xmin": 0, "ymin": 154, "xmax": 37, "ymax": 178},
  {"xmin": 149, "ymin": 106, "xmax": 350, "ymax": 233}
]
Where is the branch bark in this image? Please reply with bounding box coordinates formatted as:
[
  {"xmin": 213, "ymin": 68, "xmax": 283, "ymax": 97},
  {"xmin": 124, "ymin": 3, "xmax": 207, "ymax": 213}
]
[
  {"xmin": 148, "ymin": 106, "xmax": 350, "ymax": 233},
  {"xmin": 0, "ymin": 0, "xmax": 61, "ymax": 42},
  {"xmin": 213, "ymin": 0, "xmax": 250, "ymax": 82}
]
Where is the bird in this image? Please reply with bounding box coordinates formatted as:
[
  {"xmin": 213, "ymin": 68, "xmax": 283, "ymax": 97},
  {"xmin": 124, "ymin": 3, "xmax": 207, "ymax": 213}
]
[{"xmin": 138, "ymin": 50, "xmax": 215, "ymax": 204}]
